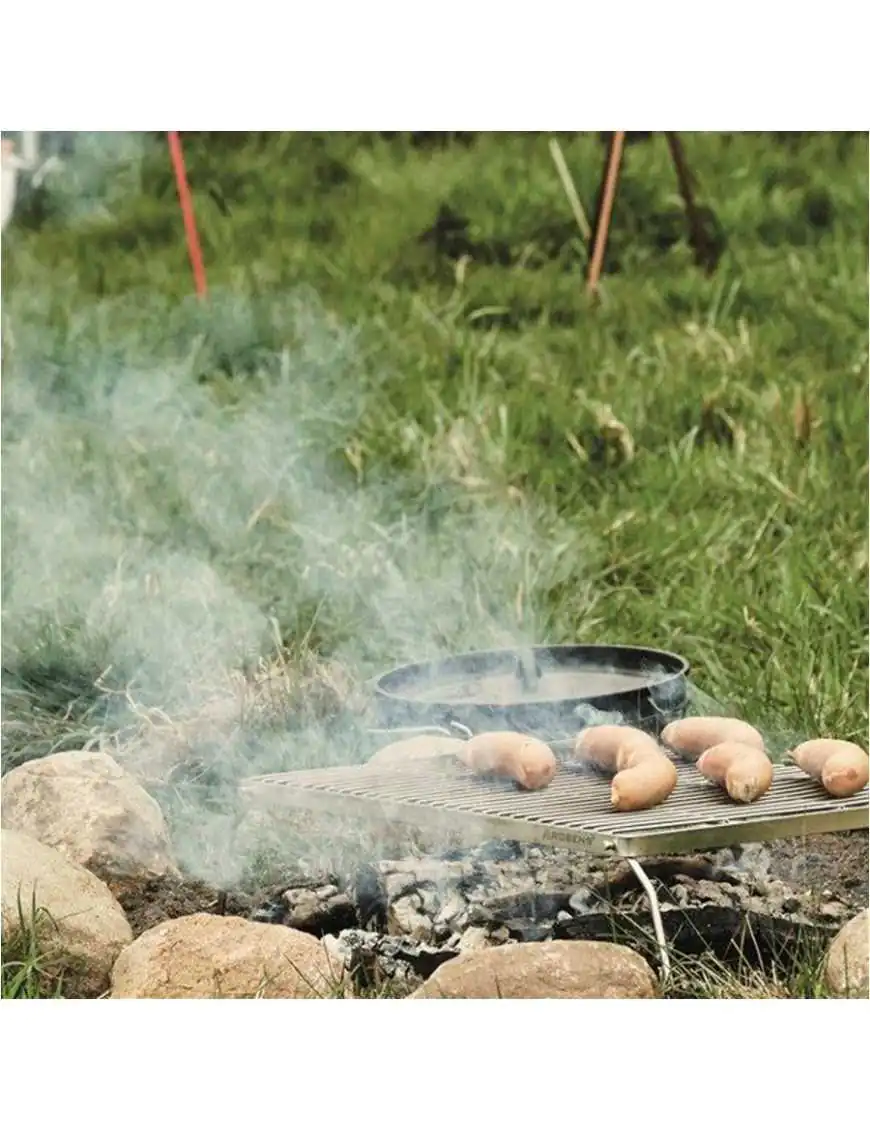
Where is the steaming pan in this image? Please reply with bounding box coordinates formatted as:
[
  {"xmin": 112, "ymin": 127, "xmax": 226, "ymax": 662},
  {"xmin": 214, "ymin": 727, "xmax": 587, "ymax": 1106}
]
[{"xmin": 371, "ymin": 644, "xmax": 690, "ymax": 738}]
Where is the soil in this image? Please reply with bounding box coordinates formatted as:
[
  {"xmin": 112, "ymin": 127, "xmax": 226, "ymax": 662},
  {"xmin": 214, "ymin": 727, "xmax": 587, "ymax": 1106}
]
[
  {"xmin": 114, "ymin": 876, "xmax": 256, "ymax": 939},
  {"xmin": 765, "ymin": 830, "xmax": 868, "ymax": 909}
]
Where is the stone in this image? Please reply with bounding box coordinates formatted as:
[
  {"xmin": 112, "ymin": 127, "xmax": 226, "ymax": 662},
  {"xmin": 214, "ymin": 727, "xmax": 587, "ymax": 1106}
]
[
  {"xmin": 1, "ymin": 829, "xmax": 133, "ymax": 997},
  {"xmin": 1, "ymin": 749, "xmax": 177, "ymax": 883},
  {"xmin": 387, "ymin": 895, "xmax": 433, "ymax": 941},
  {"xmin": 110, "ymin": 912, "xmax": 342, "ymax": 998},
  {"xmin": 411, "ymin": 939, "xmax": 658, "ymax": 999},
  {"xmin": 823, "ymin": 910, "xmax": 869, "ymax": 999}
]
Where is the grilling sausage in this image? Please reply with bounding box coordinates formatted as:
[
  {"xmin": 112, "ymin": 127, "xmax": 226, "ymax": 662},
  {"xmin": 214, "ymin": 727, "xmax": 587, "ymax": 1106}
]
[
  {"xmin": 662, "ymin": 717, "xmax": 765, "ymax": 762},
  {"xmin": 459, "ymin": 731, "xmax": 557, "ymax": 791},
  {"xmin": 788, "ymin": 739, "xmax": 869, "ymax": 799},
  {"xmin": 574, "ymin": 725, "xmax": 678, "ymax": 811},
  {"xmin": 611, "ymin": 751, "xmax": 679, "ymax": 812},
  {"xmin": 369, "ymin": 735, "xmax": 466, "ymax": 767},
  {"xmin": 573, "ymin": 725, "xmax": 661, "ymax": 772},
  {"xmin": 696, "ymin": 741, "xmax": 774, "ymax": 803}
]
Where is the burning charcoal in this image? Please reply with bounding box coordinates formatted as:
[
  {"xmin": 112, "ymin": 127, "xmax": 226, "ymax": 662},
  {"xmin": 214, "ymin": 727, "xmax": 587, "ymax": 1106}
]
[
  {"xmin": 458, "ymin": 926, "xmax": 493, "ymax": 952},
  {"xmin": 475, "ymin": 840, "xmax": 523, "ymax": 863},
  {"xmin": 694, "ymin": 880, "xmax": 738, "ymax": 908},
  {"xmin": 818, "ymin": 901, "xmax": 851, "ymax": 922},
  {"xmin": 431, "ymin": 921, "xmax": 453, "ymax": 943},
  {"xmin": 249, "ymin": 899, "xmax": 287, "ymax": 925},
  {"xmin": 433, "ymin": 892, "xmax": 468, "ymax": 929},
  {"xmin": 569, "ymin": 887, "xmax": 596, "ymax": 915},
  {"xmin": 503, "ymin": 920, "xmax": 554, "ymax": 943},
  {"xmin": 418, "ymin": 887, "xmax": 440, "ymax": 916},
  {"xmin": 482, "ymin": 890, "xmax": 570, "ymax": 924},
  {"xmin": 383, "ymin": 872, "xmax": 419, "ymax": 902},
  {"xmin": 387, "ymin": 895, "xmax": 433, "ymax": 941},
  {"xmin": 537, "ymin": 865, "xmax": 574, "ymax": 887},
  {"xmin": 353, "ymin": 864, "xmax": 387, "ymax": 931},
  {"xmin": 466, "ymin": 903, "xmax": 495, "ymax": 927},
  {"xmin": 388, "ymin": 939, "xmax": 459, "ymax": 978},
  {"xmin": 323, "ymin": 929, "xmax": 381, "ymax": 984},
  {"xmin": 284, "ymin": 890, "xmax": 357, "ymax": 937}
]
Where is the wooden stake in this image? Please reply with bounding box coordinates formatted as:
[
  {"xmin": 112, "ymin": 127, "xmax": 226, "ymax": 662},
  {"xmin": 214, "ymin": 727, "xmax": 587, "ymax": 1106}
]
[
  {"xmin": 586, "ymin": 131, "xmax": 626, "ymax": 296},
  {"xmin": 664, "ymin": 132, "xmax": 716, "ymax": 271}
]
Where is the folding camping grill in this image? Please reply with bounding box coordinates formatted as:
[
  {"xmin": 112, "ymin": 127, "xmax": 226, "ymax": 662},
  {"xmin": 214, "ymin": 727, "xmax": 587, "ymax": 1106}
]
[
  {"xmin": 240, "ymin": 750, "xmax": 868, "ymax": 980},
  {"xmin": 239, "ymin": 646, "xmax": 870, "ymax": 981}
]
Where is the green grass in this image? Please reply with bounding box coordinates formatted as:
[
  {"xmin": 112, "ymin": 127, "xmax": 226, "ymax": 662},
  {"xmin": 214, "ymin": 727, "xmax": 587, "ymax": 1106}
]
[
  {"xmin": 0, "ymin": 132, "xmax": 867, "ymax": 997},
  {"xmin": 1, "ymin": 893, "xmax": 67, "ymax": 998}
]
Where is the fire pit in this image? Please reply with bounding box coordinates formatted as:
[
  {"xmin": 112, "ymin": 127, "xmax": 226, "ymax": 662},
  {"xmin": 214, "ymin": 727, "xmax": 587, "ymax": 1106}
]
[{"xmin": 241, "ymin": 643, "xmax": 869, "ymax": 982}]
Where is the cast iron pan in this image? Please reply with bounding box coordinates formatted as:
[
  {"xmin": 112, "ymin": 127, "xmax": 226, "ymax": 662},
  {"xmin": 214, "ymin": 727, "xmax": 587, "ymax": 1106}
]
[{"xmin": 371, "ymin": 644, "xmax": 690, "ymax": 739}]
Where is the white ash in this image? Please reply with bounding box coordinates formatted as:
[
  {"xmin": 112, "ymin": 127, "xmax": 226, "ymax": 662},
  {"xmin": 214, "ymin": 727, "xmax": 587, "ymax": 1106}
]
[{"xmin": 248, "ymin": 837, "xmax": 856, "ymax": 988}]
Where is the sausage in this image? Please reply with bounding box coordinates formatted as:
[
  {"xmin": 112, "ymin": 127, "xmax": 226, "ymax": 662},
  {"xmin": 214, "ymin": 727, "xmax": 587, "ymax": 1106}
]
[
  {"xmin": 573, "ymin": 725, "xmax": 677, "ymax": 811},
  {"xmin": 611, "ymin": 753, "xmax": 678, "ymax": 812},
  {"xmin": 696, "ymin": 741, "xmax": 774, "ymax": 803},
  {"xmin": 573, "ymin": 725, "xmax": 660, "ymax": 772},
  {"xmin": 661, "ymin": 716, "xmax": 765, "ymax": 762},
  {"xmin": 459, "ymin": 731, "xmax": 557, "ymax": 791},
  {"xmin": 789, "ymin": 739, "xmax": 869, "ymax": 799},
  {"xmin": 368, "ymin": 735, "xmax": 466, "ymax": 767}
]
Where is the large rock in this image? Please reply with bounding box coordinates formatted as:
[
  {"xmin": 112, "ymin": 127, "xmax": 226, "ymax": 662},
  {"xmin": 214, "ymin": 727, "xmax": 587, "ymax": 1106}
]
[
  {"xmin": 411, "ymin": 939, "xmax": 658, "ymax": 999},
  {"xmin": 823, "ymin": 909, "xmax": 869, "ymax": 999},
  {"xmin": 1, "ymin": 829, "xmax": 133, "ymax": 997},
  {"xmin": 1, "ymin": 749, "xmax": 178, "ymax": 883},
  {"xmin": 110, "ymin": 912, "xmax": 344, "ymax": 999}
]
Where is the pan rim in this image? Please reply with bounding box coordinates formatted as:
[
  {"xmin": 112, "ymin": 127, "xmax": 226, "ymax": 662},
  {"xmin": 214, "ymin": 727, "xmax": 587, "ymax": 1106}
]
[{"xmin": 373, "ymin": 642, "xmax": 691, "ymax": 710}]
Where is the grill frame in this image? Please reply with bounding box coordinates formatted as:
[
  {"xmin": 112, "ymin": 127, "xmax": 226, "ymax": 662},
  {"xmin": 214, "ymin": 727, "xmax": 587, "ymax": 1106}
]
[{"xmin": 241, "ymin": 755, "xmax": 869, "ymax": 858}]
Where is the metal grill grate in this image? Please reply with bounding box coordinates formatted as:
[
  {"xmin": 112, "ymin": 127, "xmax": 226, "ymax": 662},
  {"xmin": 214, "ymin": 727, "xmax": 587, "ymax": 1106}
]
[{"xmin": 241, "ymin": 758, "xmax": 869, "ymax": 857}]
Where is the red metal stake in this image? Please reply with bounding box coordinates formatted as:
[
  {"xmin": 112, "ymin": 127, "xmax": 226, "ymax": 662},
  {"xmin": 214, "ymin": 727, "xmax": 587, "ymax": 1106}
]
[{"xmin": 167, "ymin": 131, "xmax": 207, "ymax": 298}]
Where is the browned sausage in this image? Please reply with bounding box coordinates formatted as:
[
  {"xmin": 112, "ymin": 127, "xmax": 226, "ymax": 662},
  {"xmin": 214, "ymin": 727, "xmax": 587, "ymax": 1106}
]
[
  {"xmin": 696, "ymin": 741, "xmax": 774, "ymax": 803},
  {"xmin": 460, "ymin": 731, "xmax": 557, "ymax": 790},
  {"xmin": 661, "ymin": 717, "xmax": 765, "ymax": 762},
  {"xmin": 611, "ymin": 754, "xmax": 678, "ymax": 812},
  {"xmin": 573, "ymin": 725, "xmax": 660, "ymax": 772},
  {"xmin": 789, "ymin": 739, "xmax": 869, "ymax": 799},
  {"xmin": 368, "ymin": 735, "xmax": 466, "ymax": 767},
  {"xmin": 574, "ymin": 725, "xmax": 677, "ymax": 811}
]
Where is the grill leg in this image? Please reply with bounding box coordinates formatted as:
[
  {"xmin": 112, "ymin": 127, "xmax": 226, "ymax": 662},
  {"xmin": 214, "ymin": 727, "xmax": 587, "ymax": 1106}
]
[{"xmin": 626, "ymin": 857, "xmax": 672, "ymax": 986}]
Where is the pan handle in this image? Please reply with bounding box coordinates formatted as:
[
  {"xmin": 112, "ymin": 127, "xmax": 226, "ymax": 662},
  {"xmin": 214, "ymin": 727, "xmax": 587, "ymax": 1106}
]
[{"xmin": 443, "ymin": 714, "xmax": 474, "ymax": 741}]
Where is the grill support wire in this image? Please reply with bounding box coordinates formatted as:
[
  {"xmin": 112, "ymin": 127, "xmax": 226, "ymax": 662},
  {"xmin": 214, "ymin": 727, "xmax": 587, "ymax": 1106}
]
[{"xmin": 241, "ymin": 758, "xmax": 868, "ymax": 984}]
